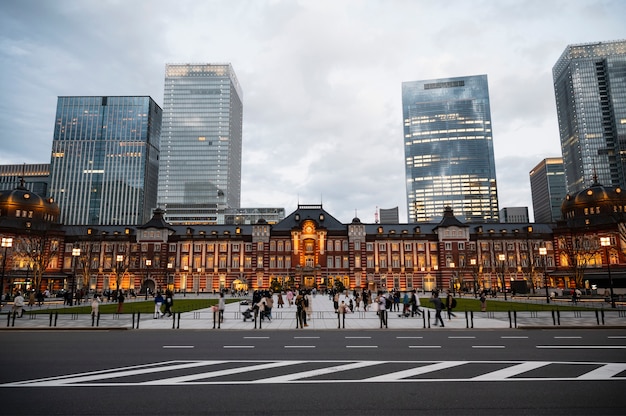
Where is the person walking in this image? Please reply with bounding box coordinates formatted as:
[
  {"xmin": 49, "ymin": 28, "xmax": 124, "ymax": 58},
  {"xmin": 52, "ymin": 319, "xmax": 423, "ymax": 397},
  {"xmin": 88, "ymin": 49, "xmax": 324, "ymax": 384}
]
[
  {"xmin": 91, "ymin": 293, "xmax": 101, "ymax": 319},
  {"xmin": 446, "ymin": 292, "xmax": 457, "ymax": 320},
  {"xmin": 410, "ymin": 289, "xmax": 422, "ymax": 317},
  {"xmin": 276, "ymin": 291, "xmax": 284, "ymax": 308},
  {"xmin": 480, "ymin": 291, "xmax": 487, "ymax": 312},
  {"xmin": 218, "ymin": 292, "xmax": 225, "ymax": 323},
  {"xmin": 164, "ymin": 290, "xmax": 173, "ymax": 317},
  {"xmin": 377, "ymin": 291, "xmax": 387, "ymax": 328},
  {"xmin": 430, "ymin": 291, "xmax": 445, "ymax": 327},
  {"xmin": 154, "ymin": 291, "xmax": 164, "ymax": 318},
  {"xmin": 12, "ymin": 291, "xmax": 25, "ymax": 318}
]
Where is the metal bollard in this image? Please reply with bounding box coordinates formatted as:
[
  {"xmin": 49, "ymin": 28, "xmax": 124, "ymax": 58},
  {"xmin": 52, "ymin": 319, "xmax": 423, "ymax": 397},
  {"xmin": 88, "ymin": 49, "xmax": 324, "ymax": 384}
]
[
  {"xmin": 7, "ymin": 312, "xmax": 11, "ymax": 327},
  {"xmin": 213, "ymin": 310, "xmax": 217, "ymax": 329},
  {"xmin": 470, "ymin": 311, "xmax": 474, "ymax": 328},
  {"xmin": 136, "ymin": 312, "xmax": 139, "ymax": 329},
  {"xmin": 551, "ymin": 310, "xmax": 556, "ymax": 326},
  {"xmin": 131, "ymin": 312, "xmax": 135, "ymax": 328},
  {"xmin": 54, "ymin": 311, "xmax": 58, "ymax": 326},
  {"xmin": 601, "ymin": 309, "xmax": 605, "ymax": 325},
  {"xmin": 595, "ymin": 310, "xmax": 600, "ymax": 325},
  {"xmin": 556, "ymin": 310, "xmax": 561, "ymax": 325},
  {"xmin": 49, "ymin": 312, "xmax": 53, "ymax": 327},
  {"xmin": 465, "ymin": 310, "xmax": 469, "ymax": 328},
  {"xmin": 508, "ymin": 311, "xmax": 512, "ymax": 328},
  {"xmin": 176, "ymin": 313, "xmax": 180, "ymax": 329},
  {"xmin": 427, "ymin": 310, "xmax": 431, "ymax": 328},
  {"xmin": 513, "ymin": 311, "xmax": 517, "ymax": 328}
]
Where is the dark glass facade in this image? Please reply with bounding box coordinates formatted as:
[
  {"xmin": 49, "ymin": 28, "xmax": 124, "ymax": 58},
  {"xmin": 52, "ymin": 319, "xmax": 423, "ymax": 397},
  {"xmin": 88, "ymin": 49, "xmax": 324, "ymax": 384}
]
[
  {"xmin": 49, "ymin": 96, "xmax": 161, "ymax": 225},
  {"xmin": 402, "ymin": 75, "xmax": 499, "ymax": 223},
  {"xmin": 553, "ymin": 40, "xmax": 626, "ymax": 193},
  {"xmin": 529, "ymin": 158, "xmax": 567, "ymax": 223}
]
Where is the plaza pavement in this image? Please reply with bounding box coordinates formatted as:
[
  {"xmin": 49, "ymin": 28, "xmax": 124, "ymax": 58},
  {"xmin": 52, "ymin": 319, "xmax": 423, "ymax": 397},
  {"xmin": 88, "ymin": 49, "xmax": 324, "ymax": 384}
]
[{"xmin": 1, "ymin": 292, "xmax": 625, "ymax": 330}]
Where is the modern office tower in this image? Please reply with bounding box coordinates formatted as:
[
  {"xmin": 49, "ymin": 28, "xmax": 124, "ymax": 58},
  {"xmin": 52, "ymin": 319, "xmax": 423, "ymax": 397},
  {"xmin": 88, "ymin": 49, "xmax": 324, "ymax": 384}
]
[
  {"xmin": 402, "ymin": 75, "xmax": 499, "ymax": 223},
  {"xmin": 529, "ymin": 158, "xmax": 567, "ymax": 223},
  {"xmin": 49, "ymin": 96, "xmax": 161, "ymax": 225},
  {"xmin": 0, "ymin": 163, "xmax": 50, "ymax": 196},
  {"xmin": 553, "ymin": 40, "xmax": 626, "ymax": 193},
  {"xmin": 499, "ymin": 207, "xmax": 529, "ymax": 223},
  {"xmin": 159, "ymin": 63, "xmax": 243, "ymax": 224},
  {"xmin": 379, "ymin": 207, "xmax": 399, "ymax": 224}
]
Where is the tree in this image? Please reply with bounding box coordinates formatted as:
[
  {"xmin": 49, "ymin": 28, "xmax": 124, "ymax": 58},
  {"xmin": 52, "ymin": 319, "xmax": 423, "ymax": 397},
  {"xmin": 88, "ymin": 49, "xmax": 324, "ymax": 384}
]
[
  {"xmin": 14, "ymin": 233, "xmax": 59, "ymax": 292},
  {"xmin": 558, "ymin": 233, "xmax": 598, "ymax": 289}
]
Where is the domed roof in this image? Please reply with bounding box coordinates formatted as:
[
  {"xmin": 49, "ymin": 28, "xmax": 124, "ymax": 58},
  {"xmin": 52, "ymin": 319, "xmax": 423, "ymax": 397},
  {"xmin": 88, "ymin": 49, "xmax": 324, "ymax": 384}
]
[
  {"xmin": 0, "ymin": 183, "xmax": 60, "ymax": 227},
  {"xmin": 561, "ymin": 180, "xmax": 626, "ymax": 227}
]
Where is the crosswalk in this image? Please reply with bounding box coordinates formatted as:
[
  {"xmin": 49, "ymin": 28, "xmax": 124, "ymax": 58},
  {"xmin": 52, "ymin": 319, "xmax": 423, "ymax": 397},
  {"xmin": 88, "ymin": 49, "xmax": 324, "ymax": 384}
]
[{"xmin": 3, "ymin": 360, "xmax": 626, "ymax": 387}]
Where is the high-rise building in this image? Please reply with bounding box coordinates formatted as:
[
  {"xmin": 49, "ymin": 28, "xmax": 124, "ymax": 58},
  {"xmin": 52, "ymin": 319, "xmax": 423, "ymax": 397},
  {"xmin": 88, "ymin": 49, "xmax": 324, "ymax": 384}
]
[
  {"xmin": 158, "ymin": 63, "xmax": 243, "ymax": 224},
  {"xmin": 402, "ymin": 75, "xmax": 499, "ymax": 223},
  {"xmin": 49, "ymin": 96, "xmax": 161, "ymax": 225},
  {"xmin": 553, "ymin": 40, "xmax": 626, "ymax": 193},
  {"xmin": 378, "ymin": 207, "xmax": 399, "ymax": 224},
  {"xmin": 529, "ymin": 158, "xmax": 567, "ymax": 223},
  {"xmin": 499, "ymin": 207, "xmax": 529, "ymax": 223},
  {"xmin": 0, "ymin": 163, "xmax": 50, "ymax": 196}
]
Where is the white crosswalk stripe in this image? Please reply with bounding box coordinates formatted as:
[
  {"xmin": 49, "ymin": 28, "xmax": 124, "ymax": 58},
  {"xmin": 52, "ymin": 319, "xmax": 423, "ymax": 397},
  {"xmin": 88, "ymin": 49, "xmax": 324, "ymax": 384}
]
[{"xmin": 2, "ymin": 360, "xmax": 624, "ymax": 387}]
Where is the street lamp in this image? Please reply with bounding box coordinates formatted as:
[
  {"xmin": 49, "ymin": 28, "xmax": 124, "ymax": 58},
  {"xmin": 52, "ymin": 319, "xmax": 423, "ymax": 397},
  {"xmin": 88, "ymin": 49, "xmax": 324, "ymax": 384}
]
[
  {"xmin": 72, "ymin": 247, "xmax": 81, "ymax": 306},
  {"xmin": 144, "ymin": 259, "xmax": 152, "ymax": 300},
  {"xmin": 600, "ymin": 237, "xmax": 616, "ymax": 309},
  {"xmin": 116, "ymin": 254, "xmax": 124, "ymax": 293},
  {"xmin": 498, "ymin": 253, "xmax": 507, "ymax": 301},
  {"xmin": 470, "ymin": 258, "xmax": 478, "ymax": 298},
  {"xmin": 539, "ymin": 247, "xmax": 549, "ymax": 304},
  {"xmin": 1, "ymin": 237, "xmax": 13, "ymax": 304}
]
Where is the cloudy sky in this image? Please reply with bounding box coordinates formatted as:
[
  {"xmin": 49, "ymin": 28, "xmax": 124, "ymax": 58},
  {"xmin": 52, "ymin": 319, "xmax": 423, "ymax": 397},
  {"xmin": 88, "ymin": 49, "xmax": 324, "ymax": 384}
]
[{"xmin": 1, "ymin": 0, "xmax": 624, "ymax": 224}]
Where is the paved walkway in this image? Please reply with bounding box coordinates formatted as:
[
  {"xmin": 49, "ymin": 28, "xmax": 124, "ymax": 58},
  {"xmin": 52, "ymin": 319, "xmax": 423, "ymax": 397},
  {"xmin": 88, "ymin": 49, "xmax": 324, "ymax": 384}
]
[{"xmin": 2, "ymin": 293, "xmax": 625, "ymax": 330}]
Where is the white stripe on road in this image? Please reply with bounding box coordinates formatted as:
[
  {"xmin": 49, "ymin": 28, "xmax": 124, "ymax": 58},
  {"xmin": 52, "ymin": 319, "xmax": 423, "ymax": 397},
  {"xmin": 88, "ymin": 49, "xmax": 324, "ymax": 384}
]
[
  {"xmin": 501, "ymin": 336, "xmax": 528, "ymax": 339},
  {"xmin": 163, "ymin": 345, "xmax": 194, "ymax": 349},
  {"xmin": 223, "ymin": 345, "xmax": 254, "ymax": 349},
  {"xmin": 364, "ymin": 361, "xmax": 467, "ymax": 382},
  {"xmin": 537, "ymin": 345, "xmax": 626, "ymax": 349},
  {"xmin": 472, "ymin": 345, "xmax": 505, "ymax": 349},
  {"xmin": 472, "ymin": 362, "xmax": 551, "ymax": 381},
  {"xmin": 346, "ymin": 345, "xmax": 377, "ymax": 348},
  {"xmin": 554, "ymin": 336, "xmax": 582, "ymax": 339},
  {"xmin": 253, "ymin": 361, "xmax": 380, "ymax": 383},
  {"xmin": 449, "ymin": 336, "xmax": 475, "ymax": 339},
  {"xmin": 577, "ymin": 363, "xmax": 626, "ymax": 380},
  {"xmin": 409, "ymin": 345, "xmax": 441, "ymax": 348},
  {"xmin": 284, "ymin": 345, "xmax": 315, "ymax": 348}
]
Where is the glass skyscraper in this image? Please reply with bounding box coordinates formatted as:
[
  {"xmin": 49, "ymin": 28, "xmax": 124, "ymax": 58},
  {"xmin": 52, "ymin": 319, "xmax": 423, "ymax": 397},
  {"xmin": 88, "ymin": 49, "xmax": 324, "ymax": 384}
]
[
  {"xmin": 553, "ymin": 40, "xmax": 626, "ymax": 193},
  {"xmin": 158, "ymin": 63, "xmax": 243, "ymax": 224},
  {"xmin": 49, "ymin": 96, "xmax": 161, "ymax": 225},
  {"xmin": 529, "ymin": 158, "xmax": 567, "ymax": 223},
  {"xmin": 402, "ymin": 75, "xmax": 499, "ymax": 223}
]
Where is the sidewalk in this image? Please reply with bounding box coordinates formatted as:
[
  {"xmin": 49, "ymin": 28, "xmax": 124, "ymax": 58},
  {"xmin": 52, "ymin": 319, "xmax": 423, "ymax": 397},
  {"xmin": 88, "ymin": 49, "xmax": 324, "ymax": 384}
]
[{"xmin": 1, "ymin": 293, "xmax": 625, "ymax": 330}]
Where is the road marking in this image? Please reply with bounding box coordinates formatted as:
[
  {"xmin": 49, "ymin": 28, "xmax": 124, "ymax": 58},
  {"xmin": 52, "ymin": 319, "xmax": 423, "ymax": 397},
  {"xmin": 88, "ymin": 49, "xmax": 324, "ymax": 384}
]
[
  {"xmin": 244, "ymin": 336, "xmax": 269, "ymax": 339},
  {"xmin": 501, "ymin": 336, "xmax": 528, "ymax": 339},
  {"xmin": 4, "ymin": 360, "xmax": 625, "ymax": 386},
  {"xmin": 472, "ymin": 345, "xmax": 505, "ymax": 349},
  {"xmin": 346, "ymin": 345, "xmax": 377, "ymax": 348},
  {"xmin": 449, "ymin": 336, "xmax": 475, "ymax": 339},
  {"xmin": 254, "ymin": 361, "xmax": 380, "ymax": 383},
  {"xmin": 162, "ymin": 345, "xmax": 194, "ymax": 349},
  {"xmin": 577, "ymin": 363, "xmax": 626, "ymax": 380},
  {"xmin": 223, "ymin": 345, "xmax": 254, "ymax": 349},
  {"xmin": 346, "ymin": 336, "xmax": 371, "ymax": 339},
  {"xmin": 284, "ymin": 346, "xmax": 315, "ymax": 348},
  {"xmin": 608, "ymin": 336, "xmax": 626, "ymax": 339},
  {"xmin": 554, "ymin": 336, "xmax": 582, "ymax": 339},
  {"xmin": 409, "ymin": 345, "xmax": 441, "ymax": 349},
  {"xmin": 537, "ymin": 345, "xmax": 626, "ymax": 349},
  {"xmin": 472, "ymin": 362, "xmax": 551, "ymax": 381},
  {"xmin": 364, "ymin": 361, "xmax": 467, "ymax": 382},
  {"xmin": 294, "ymin": 336, "xmax": 320, "ymax": 339},
  {"xmin": 397, "ymin": 336, "xmax": 423, "ymax": 339}
]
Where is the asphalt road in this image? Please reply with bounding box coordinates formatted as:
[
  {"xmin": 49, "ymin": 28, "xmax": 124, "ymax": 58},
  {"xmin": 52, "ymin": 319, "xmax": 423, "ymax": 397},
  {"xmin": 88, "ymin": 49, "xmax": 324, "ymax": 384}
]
[{"xmin": 1, "ymin": 329, "xmax": 625, "ymax": 415}]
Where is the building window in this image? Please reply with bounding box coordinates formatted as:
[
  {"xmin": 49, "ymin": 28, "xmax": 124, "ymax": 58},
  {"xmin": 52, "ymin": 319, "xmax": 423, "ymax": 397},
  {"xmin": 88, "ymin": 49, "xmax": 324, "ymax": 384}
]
[
  {"xmin": 327, "ymin": 257, "xmax": 334, "ymax": 268},
  {"xmin": 404, "ymin": 243, "xmax": 412, "ymax": 251},
  {"xmin": 343, "ymin": 241, "xmax": 349, "ymax": 251},
  {"xmin": 366, "ymin": 243, "xmax": 374, "ymax": 251},
  {"xmin": 445, "ymin": 242, "xmax": 452, "ymax": 250},
  {"xmin": 343, "ymin": 256, "xmax": 349, "ymax": 268},
  {"xmin": 378, "ymin": 243, "xmax": 386, "ymax": 251},
  {"xmin": 458, "ymin": 242, "xmax": 465, "ymax": 250}
]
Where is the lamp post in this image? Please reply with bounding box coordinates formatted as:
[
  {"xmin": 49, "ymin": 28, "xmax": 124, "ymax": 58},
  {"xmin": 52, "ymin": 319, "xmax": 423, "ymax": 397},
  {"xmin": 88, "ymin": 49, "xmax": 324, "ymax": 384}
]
[
  {"xmin": 498, "ymin": 253, "xmax": 507, "ymax": 301},
  {"xmin": 600, "ymin": 237, "xmax": 616, "ymax": 309},
  {"xmin": 1, "ymin": 237, "xmax": 13, "ymax": 305},
  {"xmin": 72, "ymin": 247, "xmax": 81, "ymax": 306},
  {"xmin": 144, "ymin": 259, "xmax": 152, "ymax": 300},
  {"xmin": 470, "ymin": 258, "xmax": 478, "ymax": 298},
  {"xmin": 116, "ymin": 254, "xmax": 124, "ymax": 294},
  {"xmin": 539, "ymin": 247, "xmax": 549, "ymax": 304}
]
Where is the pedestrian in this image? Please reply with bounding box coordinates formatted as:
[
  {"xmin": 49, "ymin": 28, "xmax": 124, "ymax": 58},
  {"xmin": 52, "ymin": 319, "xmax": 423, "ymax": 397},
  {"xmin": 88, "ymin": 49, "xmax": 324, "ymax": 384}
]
[
  {"xmin": 36, "ymin": 290, "xmax": 44, "ymax": 307},
  {"xmin": 91, "ymin": 294, "xmax": 101, "ymax": 318},
  {"xmin": 218, "ymin": 291, "xmax": 226, "ymax": 323},
  {"xmin": 446, "ymin": 292, "xmax": 457, "ymax": 320},
  {"xmin": 263, "ymin": 292, "xmax": 273, "ymax": 321},
  {"xmin": 377, "ymin": 291, "xmax": 387, "ymax": 328},
  {"xmin": 295, "ymin": 291, "xmax": 307, "ymax": 328},
  {"xmin": 116, "ymin": 290, "xmax": 125, "ymax": 313},
  {"xmin": 411, "ymin": 289, "xmax": 422, "ymax": 317},
  {"xmin": 12, "ymin": 291, "xmax": 25, "ymax": 318},
  {"xmin": 154, "ymin": 291, "xmax": 164, "ymax": 318},
  {"xmin": 286, "ymin": 290, "xmax": 294, "ymax": 307},
  {"xmin": 430, "ymin": 291, "xmax": 445, "ymax": 327},
  {"xmin": 277, "ymin": 291, "xmax": 284, "ymax": 308},
  {"xmin": 305, "ymin": 290, "xmax": 313, "ymax": 320},
  {"xmin": 164, "ymin": 290, "xmax": 173, "ymax": 317},
  {"xmin": 480, "ymin": 291, "xmax": 487, "ymax": 312}
]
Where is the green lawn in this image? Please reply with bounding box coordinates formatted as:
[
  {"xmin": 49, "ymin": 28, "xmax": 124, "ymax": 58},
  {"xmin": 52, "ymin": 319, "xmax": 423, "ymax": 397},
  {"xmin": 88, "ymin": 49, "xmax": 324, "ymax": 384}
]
[
  {"xmin": 26, "ymin": 298, "xmax": 239, "ymax": 315},
  {"xmin": 420, "ymin": 297, "xmax": 601, "ymax": 312}
]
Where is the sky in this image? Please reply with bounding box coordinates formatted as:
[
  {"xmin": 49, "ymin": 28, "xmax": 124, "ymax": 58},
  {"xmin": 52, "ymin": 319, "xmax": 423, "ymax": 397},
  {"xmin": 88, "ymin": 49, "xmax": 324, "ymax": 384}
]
[{"xmin": 0, "ymin": 0, "xmax": 624, "ymax": 224}]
